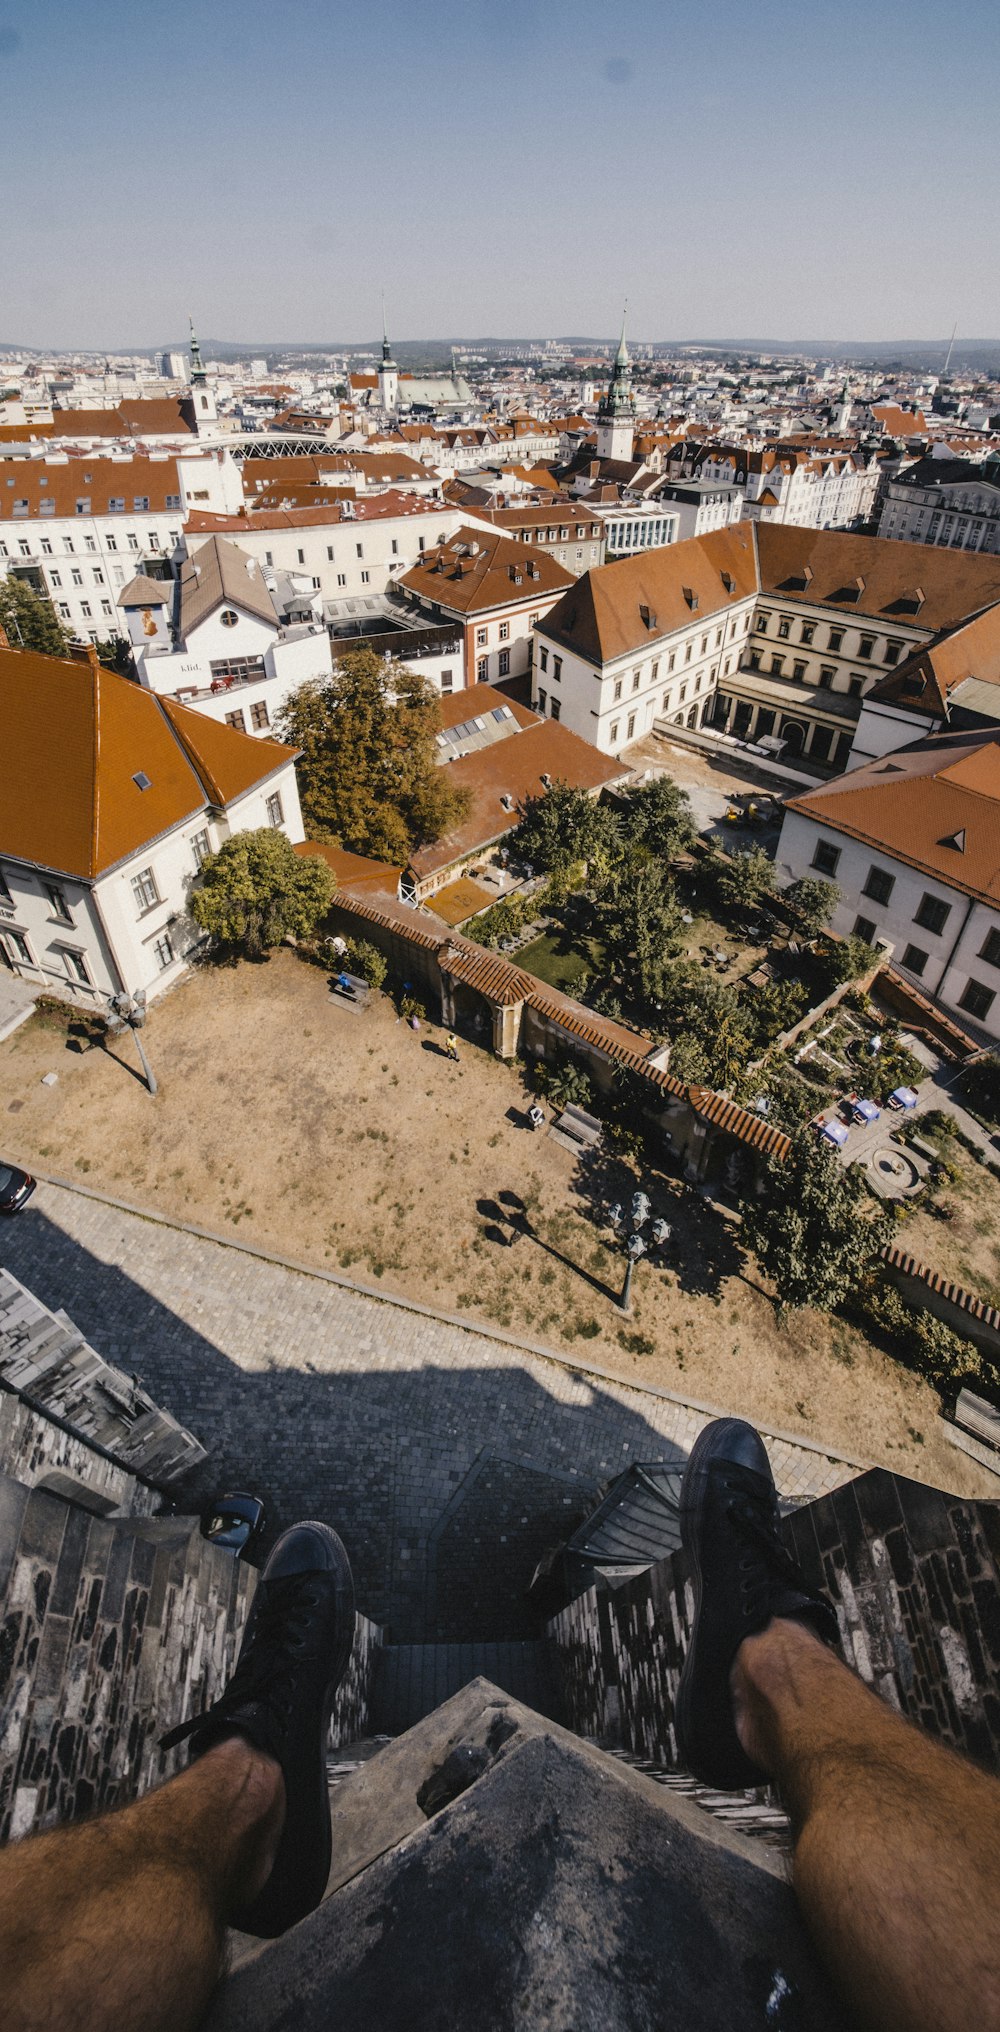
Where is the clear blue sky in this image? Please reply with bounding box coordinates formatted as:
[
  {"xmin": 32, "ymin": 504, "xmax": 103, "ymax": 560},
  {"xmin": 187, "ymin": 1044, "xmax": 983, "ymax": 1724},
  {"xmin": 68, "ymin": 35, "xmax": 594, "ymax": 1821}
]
[{"xmin": 4, "ymin": 0, "xmax": 999, "ymax": 350}]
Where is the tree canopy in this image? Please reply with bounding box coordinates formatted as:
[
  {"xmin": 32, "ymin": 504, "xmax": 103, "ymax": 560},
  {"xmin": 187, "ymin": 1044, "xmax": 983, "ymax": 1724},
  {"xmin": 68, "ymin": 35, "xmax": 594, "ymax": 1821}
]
[
  {"xmin": 656, "ymin": 961, "xmax": 754, "ymax": 1089},
  {"xmin": 815, "ymin": 934, "xmax": 879, "ymax": 992},
  {"xmin": 0, "ymin": 577, "xmax": 71, "ymax": 658},
  {"xmin": 276, "ymin": 649, "xmax": 470, "ymax": 863},
  {"xmin": 741, "ymin": 1132, "xmax": 894, "ymax": 1313},
  {"xmin": 783, "ymin": 876, "xmax": 839, "ymax": 936},
  {"xmin": 511, "ymin": 781, "xmax": 620, "ymax": 877},
  {"xmin": 618, "ymin": 774, "xmax": 695, "ymax": 862},
  {"xmin": 191, "ymin": 828, "xmax": 335, "ymax": 958},
  {"xmin": 714, "ymin": 845, "xmax": 776, "ymax": 918},
  {"xmin": 595, "ymin": 861, "xmax": 685, "ymax": 1007}
]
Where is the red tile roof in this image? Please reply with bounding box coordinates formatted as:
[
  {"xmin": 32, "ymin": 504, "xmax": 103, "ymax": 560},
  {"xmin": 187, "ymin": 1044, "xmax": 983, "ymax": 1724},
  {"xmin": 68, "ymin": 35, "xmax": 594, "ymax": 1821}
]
[
  {"xmin": 410, "ymin": 716, "xmax": 629, "ymax": 880},
  {"xmin": 399, "ymin": 525, "xmax": 574, "ymax": 618}
]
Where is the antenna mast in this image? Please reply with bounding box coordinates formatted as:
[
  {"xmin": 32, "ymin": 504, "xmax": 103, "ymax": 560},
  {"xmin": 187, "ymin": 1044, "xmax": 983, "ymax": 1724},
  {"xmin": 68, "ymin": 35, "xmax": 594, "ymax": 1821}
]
[{"xmin": 943, "ymin": 322, "xmax": 958, "ymax": 376}]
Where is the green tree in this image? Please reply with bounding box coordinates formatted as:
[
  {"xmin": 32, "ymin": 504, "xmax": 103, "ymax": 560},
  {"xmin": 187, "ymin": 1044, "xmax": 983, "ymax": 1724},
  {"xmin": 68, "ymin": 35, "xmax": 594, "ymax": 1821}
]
[
  {"xmin": 658, "ymin": 963, "xmax": 754, "ymax": 1089},
  {"xmin": 743, "ymin": 977, "xmax": 808, "ymax": 1051},
  {"xmin": 815, "ymin": 934, "xmax": 879, "ymax": 992},
  {"xmin": 510, "ymin": 782, "xmax": 620, "ymax": 878},
  {"xmin": 715, "ymin": 845, "xmax": 776, "ymax": 918},
  {"xmin": 958, "ymin": 1052, "xmax": 1000, "ymax": 1127},
  {"xmin": 742, "ymin": 1132, "xmax": 894, "ymax": 1313},
  {"xmin": 619, "ymin": 773, "xmax": 695, "ymax": 862},
  {"xmin": 94, "ymin": 634, "xmax": 135, "ymax": 677},
  {"xmin": 595, "ymin": 862, "xmax": 685, "ymax": 1005},
  {"xmin": 192, "ymin": 828, "xmax": 335, "ymax": 958},
  {"xmin": 783, "ymin": 877, "xmax": 839, "ymax": 935},
  {"xmin": 0, "ymin": 577, "xmax": 71, "ymax": 657},
  {"xmin": 276, "ymin": 649, "xmax": 470, "ymax": 862}
]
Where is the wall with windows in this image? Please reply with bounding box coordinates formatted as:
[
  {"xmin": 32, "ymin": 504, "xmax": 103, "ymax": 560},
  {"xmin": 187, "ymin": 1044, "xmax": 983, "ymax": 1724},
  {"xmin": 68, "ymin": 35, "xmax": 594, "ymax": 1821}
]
[
  {"xmin": 878, "ymin": 474, "xmax": 1000, "ymax": 556},
  {"xmin": 776, "ymin": 808, "xmax": 1000, "ymax": 1040},
  {"xmin": 465, "ymin": 592, "xmax": 563, "ymax": 689},
  {"xmin": 0, "ymin": 761, "xmax": 304, "ymax": 1005},
  {"xmin": 187, "ymin": 507, "xmax": 477, "ymax": 608},
  {"xmin": 535, "ymin": 596, "xmax": 756, "ymax": 754},
  {"xmin": 714, "ymin": 597, "xmax": 929, "ymax": 767}
]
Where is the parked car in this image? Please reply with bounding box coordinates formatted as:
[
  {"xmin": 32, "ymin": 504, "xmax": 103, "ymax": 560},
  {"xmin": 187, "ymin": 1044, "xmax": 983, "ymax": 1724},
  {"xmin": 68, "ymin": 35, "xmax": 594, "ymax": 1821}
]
[{"xmin": 0, "ymin": 1162, "xmax": 35, "ymax": 1216}]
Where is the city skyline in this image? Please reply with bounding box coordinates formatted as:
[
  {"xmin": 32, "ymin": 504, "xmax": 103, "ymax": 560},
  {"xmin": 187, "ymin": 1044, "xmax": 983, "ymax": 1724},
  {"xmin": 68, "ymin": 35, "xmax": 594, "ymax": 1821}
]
[{"xmin": 4, "ymin": 0, "xmax": 1000, "ymax": 350}]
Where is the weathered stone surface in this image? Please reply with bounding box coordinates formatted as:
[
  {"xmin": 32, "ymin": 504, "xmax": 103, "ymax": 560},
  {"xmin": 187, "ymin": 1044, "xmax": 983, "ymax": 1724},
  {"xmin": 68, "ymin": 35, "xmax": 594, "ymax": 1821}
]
[{"xmin": 208, "ymin": 1683, "xmax": 847, "ymax": 2032}]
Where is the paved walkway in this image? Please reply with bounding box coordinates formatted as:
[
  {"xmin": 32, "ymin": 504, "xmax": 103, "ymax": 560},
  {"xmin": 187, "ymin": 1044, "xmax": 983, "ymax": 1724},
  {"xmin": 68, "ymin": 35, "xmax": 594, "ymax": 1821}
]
[{"xmin": 0, "ymin": 1183, "xmax": 857, "ymax": 1642}]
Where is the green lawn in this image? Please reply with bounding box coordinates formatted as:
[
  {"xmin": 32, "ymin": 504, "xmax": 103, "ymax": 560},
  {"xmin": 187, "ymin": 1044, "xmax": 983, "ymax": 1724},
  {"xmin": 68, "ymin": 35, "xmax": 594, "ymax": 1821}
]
[{"xmin": 517, "ymin": 930, "xmax": 604, "ymax": 994}]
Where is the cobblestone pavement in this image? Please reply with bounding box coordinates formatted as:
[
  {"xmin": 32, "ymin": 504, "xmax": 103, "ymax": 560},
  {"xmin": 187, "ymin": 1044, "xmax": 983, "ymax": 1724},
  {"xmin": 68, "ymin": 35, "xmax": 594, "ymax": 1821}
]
[{"xmin": 1, "ymin": 1185, "xmax": 857, "ymax": 1641}]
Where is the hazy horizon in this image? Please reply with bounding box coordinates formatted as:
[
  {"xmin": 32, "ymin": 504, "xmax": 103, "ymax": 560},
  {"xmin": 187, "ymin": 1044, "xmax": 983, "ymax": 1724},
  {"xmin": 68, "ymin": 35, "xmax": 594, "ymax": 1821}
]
[{"xmin": 5, "ymin": 0, "xmax": 1000, "ymax": 352}]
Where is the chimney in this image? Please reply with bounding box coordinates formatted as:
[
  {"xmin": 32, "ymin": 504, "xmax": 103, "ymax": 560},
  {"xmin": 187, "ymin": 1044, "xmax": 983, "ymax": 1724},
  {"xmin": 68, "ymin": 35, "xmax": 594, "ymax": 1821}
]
[{"xmin": 0, "ymin": 623, "xmax": 10, "ymax": 650}]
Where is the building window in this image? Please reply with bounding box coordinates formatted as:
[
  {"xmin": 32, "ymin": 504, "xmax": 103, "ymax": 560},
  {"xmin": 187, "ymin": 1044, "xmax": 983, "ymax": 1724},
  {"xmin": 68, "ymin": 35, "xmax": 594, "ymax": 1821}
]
[
  {"xmin": 80, "ymin": 602, "xmax": 92, "ymax": 619},
  {"xmin": 44, "ymin": 882, "xmax": 73, "ymax": 924},
  {"xmin": 632, "ymin": 667, "xmax": 641, "ymax": 691},
  {"xmin": 818, "ymin": 666, "xmax": 835, "ymax": 689},
  {"xmin": 979, "ymin": 928, "xmax": 1000, "ymax": 969},
  {"xmin": 133, "ymin": 496, "xmax": 150, "ymax": 513},
  {"xmin": 858, "ymin": 635, "xmax": 875, "ymax": 660},
  {"xmin": 828, "ymin": 628, "xmax": 843, "ymax": 651},
  {"xmin": 209, "ymin": 656, "xmax": 265, "ymax": 684},
  {"xmin": 225, "ymin": 708, "xmax": 247, "ymax": 731},
  {"xmin": 498, "ymin": 649, "xmax": 510, "ymax": 676},
  {"xmin": 476, "ymin": 627, "xmax": 488, "ymax": 648},
  {"xmin": 50, "ymin": 570, "xmax": 62, "ymax": 589},
  {"xmin": 862, "ymin": 866, "xmax": 895, "ymax": 906},
  {"xmin": 854, "ymin": 916, "xmax": 877, "ymax": 944},
  {"xmin": 250, "ymin": 700, "xmax": 270, "ymax": 730},
  {"xmin": 553, "ymin": 657, "xmax": 562, "ymax": 683},
  {"xmin": 778, "ymin": 618, "xmax": 791, "ymax": 639},
  {"xmin": 131, "ymin": 867, "xmax": 159, "ymax": 914},
  {"xmin": 902, "ymin": 944, "xmax": 928, "ymax": 976},
  {"xmin": 848, "ymin": 676, "xmax": 864, "ymax": 697},
  {"xmin": 297, "ymin": 549, "xmax": 305, "ymax": 565},
  {"xmin": 128, "ymin": 534, "xmax": 139, "ymax": 551},
  {"xmin": 626, "ymin": 712, "xmax": 636, "ymax": 739},
  {"xmin": 71, "ymin": 568, "xmax": 83, "ymax": 587},
  {"xmin": 60, "ymin": 948, "xmax": 90, "ymax": 985},
  {"xmin": 191, "ymin": 829, "xmax": 211, "ymax": 870},
  {"xmin": 266, "ymin": 792, "xmax": 284, "ymax": 827},
  {"xmin": 960, "ymin": 979, "xmax": 996, "ymax": 1023},
  {"xmin": 800, "ymin": 623, "xmax": 815, "ymax": 645},
  {"xmin": 337, "ymin": 574, "xmax": 347, "ymax": 587},
  {"xmin": 5, "ymin": 930, "xmax": 32, "ymax": 965},
  {"xmin": 914, "ymin": 893, "xmax": 950, "ymax": 935},
  {"xmin": 792, "ymin": 660, "xmax": 807, "ymax": 681},
  {"xmin": 477, "ymin": 656, "xmax": 488, "ymax": 681},
  {"xmin": 499, "ymin": 621, "xmax": 510, "ymax": 642},
  {"xmin": 770, "ymin": 656, "xmax": 784, "ymax": 676},
  {"xmin": 57, "ymin": 603, "xmax": 71, "ymax": 620},
  {"xmin": 756, "ymin": 612, "xmax": 770, "ymax": 632},
  {"xmin": 811, "ymin": 839, "xmax": 841, "ymax": 876},
  {"xmin": 391, "ymin": 539, "xmax": 399, "ymax": 556},
  {"xmin": 551, "ymin": 697, "xmax": 561, "ymax": 720},
  {"xmin": 538, "ymin": 688, "xmax": 547, "ymax": 711},
  {"xmin": 153, "ymin": 932, "xmax": 175, "ymax": 972},
  {"xmin": 361, "ymin": 570, "xmax": 370, "ymax": 584},
  {"xmin": 539, "ymin": 646, "xmax": 548, "ymax": 672},
  {"xmin": 610, "ymin": 721, "xmax": 620, "ymax": 744},
  {"xmin": 220, "ymin": 608, "xmax": 239, "ymax": 628},
  {"xmin": 884, "ymin": 640, "xmax": 905, "ymax": 665},
  {"xmin": 0, "ymin": 867, "xmax": 11, "ymax": 905},
  {"xmin": 326, "ymin": 547, "xmax": 334, "ymax": 562},
  {"xmin": 613, "ymin": 679, "xmax": 622, "ymax": 701},
  {"xmin": 440, "ymin": 669, "xmax": 454, "ymax": 692}
]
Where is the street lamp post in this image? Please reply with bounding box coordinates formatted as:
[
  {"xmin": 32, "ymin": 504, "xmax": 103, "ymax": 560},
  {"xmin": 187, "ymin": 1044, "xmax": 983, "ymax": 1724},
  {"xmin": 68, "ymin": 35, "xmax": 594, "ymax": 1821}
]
[
  {"xmin": 106, "ymin": 990, "xmax": 157, "ymax": 1095},
  {"xmin": 608, "ymin": 1190, "xmax": 670, "ymax": 1316}
]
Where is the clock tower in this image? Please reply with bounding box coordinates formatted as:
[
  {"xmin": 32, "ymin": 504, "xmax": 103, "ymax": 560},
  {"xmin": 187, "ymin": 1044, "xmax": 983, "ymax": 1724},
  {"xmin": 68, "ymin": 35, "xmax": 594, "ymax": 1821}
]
[{"xmin": 595, "ymin": 308, "xmax": 635, "ymax": 463}]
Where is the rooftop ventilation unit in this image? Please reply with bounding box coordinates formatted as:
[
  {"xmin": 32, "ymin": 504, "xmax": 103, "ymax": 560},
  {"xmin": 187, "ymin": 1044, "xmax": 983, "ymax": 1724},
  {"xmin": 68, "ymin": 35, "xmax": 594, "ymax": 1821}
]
[{"xmin": 500, "ymin": 793, "xmax": 514, "ymax": 810}]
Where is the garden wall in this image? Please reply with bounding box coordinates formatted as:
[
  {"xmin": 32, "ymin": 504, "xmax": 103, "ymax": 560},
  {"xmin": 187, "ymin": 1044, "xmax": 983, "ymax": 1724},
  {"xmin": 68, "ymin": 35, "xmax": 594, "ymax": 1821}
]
[{"xmin": 881, "ymin": 1244, "xmax": 1000, "ymax": 1369}]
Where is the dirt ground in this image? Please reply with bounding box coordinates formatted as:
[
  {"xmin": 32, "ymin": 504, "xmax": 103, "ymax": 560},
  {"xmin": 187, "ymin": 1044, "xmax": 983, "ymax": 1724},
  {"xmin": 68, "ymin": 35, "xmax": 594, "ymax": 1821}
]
[
  {"xmin": 0, "ymin": 952, "xmax": 992, "ymax": 1497},
  {"xmin": 900, "ymin": 1162, "xmax": 1000, "ymax": 1310}
]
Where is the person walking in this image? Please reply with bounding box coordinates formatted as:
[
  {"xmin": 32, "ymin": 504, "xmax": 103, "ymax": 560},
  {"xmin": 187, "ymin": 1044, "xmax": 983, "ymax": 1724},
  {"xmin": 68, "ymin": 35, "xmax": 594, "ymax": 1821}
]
[{"xmin": 446, "ymin": 1032, "xmax": 460, "ymax": 1062}]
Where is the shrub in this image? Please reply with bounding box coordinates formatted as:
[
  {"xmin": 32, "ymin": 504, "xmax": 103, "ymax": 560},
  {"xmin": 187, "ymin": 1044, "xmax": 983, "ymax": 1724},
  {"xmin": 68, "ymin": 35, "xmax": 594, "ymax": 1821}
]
[
  {"xmin": 534, "ymin": 1055, "xmax": 595, "ymax": 1112},
  {"xmin": 344, "ymin": 938, "xmax": 388, "ymax": 993},
  {"xmin": 854, "ymin": 1272, "xmax": 980, "ymax": 1392}
]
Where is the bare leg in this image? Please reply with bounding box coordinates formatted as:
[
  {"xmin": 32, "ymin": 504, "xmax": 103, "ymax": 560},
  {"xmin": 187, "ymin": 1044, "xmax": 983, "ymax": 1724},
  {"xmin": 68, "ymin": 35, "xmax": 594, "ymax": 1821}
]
[
  {"xmin": 733, "ymin": 1619, "xmax": 1000, "ymax": 2032},
  {"xmin": 0, "ymin": 1737, "xmax": 285, "ymax": 2032}
]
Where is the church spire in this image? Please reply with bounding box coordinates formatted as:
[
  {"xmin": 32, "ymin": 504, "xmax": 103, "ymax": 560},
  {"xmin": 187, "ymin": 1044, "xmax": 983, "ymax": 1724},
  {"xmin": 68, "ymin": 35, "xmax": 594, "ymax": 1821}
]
[
  {"xmin": 600, "ymin": 303, "xmax": 635, "ymax": 422},
  {"xmin": 381, "ymin": 292, "xmax": 395, "ymax": 367},
  {"xmin": 189, "ymin": 317, "xmax": 206, "ymax": 387}
]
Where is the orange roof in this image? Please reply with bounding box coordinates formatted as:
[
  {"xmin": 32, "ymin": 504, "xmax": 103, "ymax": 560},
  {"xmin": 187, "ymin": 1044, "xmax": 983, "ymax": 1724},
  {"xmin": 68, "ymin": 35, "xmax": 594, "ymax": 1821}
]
[
  {"xmin": 867, "ymin": 606, "xmax": 1000, "ymax": 718},
  {"xmin": 436, "ymin": 681, "xmax": 536, "ymax": 733},
  {"xmin": 399, "ymin": 525, "xmax": 574, "ymax": 618},
  {"xmin": 541, "ymin": 523, "xmax": 759, "ymax": 664},
  {"xmin": 409, "ymin": 715, "xmax": 629, "ymax": 879},
  {"xmin": 784, "ymin": 729, "xmax": 1000, "ymax": 908},
  {"xmin": 0, "ymin": 646, "xmax": 297, "ymax": 880},
  {"xmin": 0, "ymin": 400, "xmax": 195, "ymax": 443},
  {"xmin": 872, "ymin": 404, "xmax": 926, "ymax": 436},
  {"xmin": 293, "ymin": 841, "xmax": 401, "ymax": 895},
  {"xmin": 186, "ymin": 490, "xmax": 442, "ymax": 535},
  {"xmin": 0, "ymin": 455, "xmax": 182, "ymax": 521}
]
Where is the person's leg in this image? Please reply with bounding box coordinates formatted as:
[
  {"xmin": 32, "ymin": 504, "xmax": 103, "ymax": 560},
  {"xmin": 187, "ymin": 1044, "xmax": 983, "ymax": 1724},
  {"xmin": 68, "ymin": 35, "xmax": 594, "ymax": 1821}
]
[
  {"xmin": 733, "ymin": 1620, "xmax": 1000, "ymax": 2032},
  {"xmin": 0, "ymin": 1736, "xmax": 284, "ymax": 2032},
  {"xmin": 676, "ymin": 1418, "xmax": 1000, "ymax": 2032}
]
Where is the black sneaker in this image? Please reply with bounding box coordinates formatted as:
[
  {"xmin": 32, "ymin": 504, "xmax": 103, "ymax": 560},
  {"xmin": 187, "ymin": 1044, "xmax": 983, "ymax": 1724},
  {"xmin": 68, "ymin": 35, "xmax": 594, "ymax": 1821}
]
[
  {"xmin": 162, "ymin": 1521, "xmax": 355, "ymax": 1937},
  {"xmin": 675, "ymin": 1419, "xmax": 838, "ymax": 1790}
]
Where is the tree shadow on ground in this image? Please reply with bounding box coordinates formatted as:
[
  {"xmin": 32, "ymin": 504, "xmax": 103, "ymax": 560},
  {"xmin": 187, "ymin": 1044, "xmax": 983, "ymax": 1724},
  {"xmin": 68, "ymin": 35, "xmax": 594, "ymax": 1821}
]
[
  {"xmin": 569, "ymin": 1147, "xmax": 746, "ymax": 1302},
  {"xmin": 475, "ymin": 1195, "xmax": 619, "ymax": 1304}
]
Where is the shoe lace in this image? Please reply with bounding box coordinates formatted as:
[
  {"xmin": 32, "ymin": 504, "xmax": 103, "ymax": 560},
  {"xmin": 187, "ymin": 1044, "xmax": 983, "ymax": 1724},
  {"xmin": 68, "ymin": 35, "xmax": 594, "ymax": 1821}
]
[
  {"xmin": 723, "ymin": 1469, "xmax": 806, "ymax": 1618},
  {"xmin": 160, "ymin": 1575, "xmax": 322, "ymax": 1751}
]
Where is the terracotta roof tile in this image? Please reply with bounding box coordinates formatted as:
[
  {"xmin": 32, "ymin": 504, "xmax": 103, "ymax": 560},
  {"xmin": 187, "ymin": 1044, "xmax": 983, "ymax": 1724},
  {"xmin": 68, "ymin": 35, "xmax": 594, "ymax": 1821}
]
[{"xmin": 399, "ymin": 524, "xmax": 574, "ymax": 617}]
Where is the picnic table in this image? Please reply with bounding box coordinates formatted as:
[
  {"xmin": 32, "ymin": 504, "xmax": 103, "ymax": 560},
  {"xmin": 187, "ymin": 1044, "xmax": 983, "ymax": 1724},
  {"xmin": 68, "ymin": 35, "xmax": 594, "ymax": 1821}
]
[
  {"xmin": 330, "ymin": 971, "xmax": 370, "ymax": 1011},
  {"xmin": 550, "ymin": 1103, "xmax": 603, "ymax": 1155}
]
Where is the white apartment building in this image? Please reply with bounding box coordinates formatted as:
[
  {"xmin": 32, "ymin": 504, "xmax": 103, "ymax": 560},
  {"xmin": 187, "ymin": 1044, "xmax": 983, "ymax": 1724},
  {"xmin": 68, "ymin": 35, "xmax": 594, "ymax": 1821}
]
[
  {"xmin": 777, "ymin": 729, "xmax": 1000, "ymax": 1042},
  {"xmin": 878, "ymin": 451, "xmax": 1000, "ymax": 555},
  {"xmin": 534, "ymin": 524, "xmax": 759, "ymax": 753},
  {"xmin": 181, "ymin": 494, "xmax": 481, "ymax": 610},
  {"xmin": 0, "ymin": 450, "xmax": 242, "ymax": 642},
  {"xmin": 534, "ymin": 524, "xmax": 1000, "ymax": 765},
  {"xmin": 596, "ymin": 502, "xmax": 680, "ymax": 558},
  {"xmin": 399, "ymin": 526, "xmax": 575, "ymax": 690},
  {"xmin": 122, "ymin": 534, "xmax": 333, "ymax": 736},
  {"xmin": 651, "ymin": 480, "xmax": 742, "ymax": 542},
  {"xmin": 0, "ymin": 643, "xmax": 305, "ymax": 1005}
]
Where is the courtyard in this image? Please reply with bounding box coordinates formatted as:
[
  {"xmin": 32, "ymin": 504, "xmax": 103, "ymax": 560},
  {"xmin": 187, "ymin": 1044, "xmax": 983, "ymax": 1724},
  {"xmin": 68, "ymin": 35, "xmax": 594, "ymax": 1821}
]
[{"xmin": 0, "ymin": 950, "xmax": 993, "ymax": 1498}]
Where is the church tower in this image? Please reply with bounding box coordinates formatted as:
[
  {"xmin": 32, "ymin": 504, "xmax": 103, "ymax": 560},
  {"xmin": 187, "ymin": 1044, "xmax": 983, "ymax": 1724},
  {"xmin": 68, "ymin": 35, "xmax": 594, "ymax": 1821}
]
[
  {"xmin": 377, "ymin": 298, "xmax": 399, "ymax": 413},
  {"xmin": 595, "ymin": 308, "xmax": 635, "ymax": 462},
  {"xmin": 188, "ymin": 318, "xmax": 217, "ymax": 425}
]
